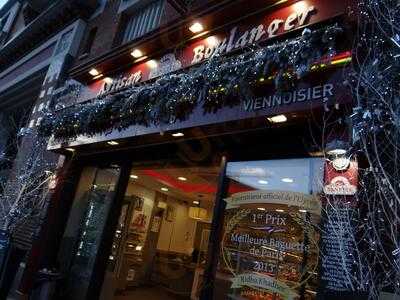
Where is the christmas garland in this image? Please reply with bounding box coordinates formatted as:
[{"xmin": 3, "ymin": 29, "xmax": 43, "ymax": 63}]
[{"xmin": 39, "ymin": 24, "xmax": 344, "ymax": 141}]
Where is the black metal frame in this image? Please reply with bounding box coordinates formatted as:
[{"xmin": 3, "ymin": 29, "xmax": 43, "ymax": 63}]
[{"xmin": 199, "ymin": 156, "xmax": 229, "ymax": 300}]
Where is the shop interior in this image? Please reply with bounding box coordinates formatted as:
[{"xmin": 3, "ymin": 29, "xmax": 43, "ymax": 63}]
[{"xmin": 103, "ymin": 165, "xmax": 220, "ymax": 300}]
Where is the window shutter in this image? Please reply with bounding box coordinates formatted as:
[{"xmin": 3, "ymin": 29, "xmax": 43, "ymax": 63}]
[{"xmin": 123, "ymin": 0, "xmax": 164, "ymax": 43}]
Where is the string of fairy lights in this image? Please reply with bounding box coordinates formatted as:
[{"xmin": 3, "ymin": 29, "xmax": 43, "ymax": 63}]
[{"xmin": 332, "ymin": 0, "xmax": 400, "ymax": 298}]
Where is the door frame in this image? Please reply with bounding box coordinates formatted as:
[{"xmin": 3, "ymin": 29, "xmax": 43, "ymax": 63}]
[
  {"xmin": 85, "ymin": 161, "xmax": 133, "ymax": 300},
  {"xmin": 55, "ymin": 124, "xmax": 321, "ymax": 300}
]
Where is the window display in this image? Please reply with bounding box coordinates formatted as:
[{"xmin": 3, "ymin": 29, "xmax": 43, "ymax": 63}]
[{"xmin": 214, "ymin": 159, "xmax": 324, "ymax": 300}]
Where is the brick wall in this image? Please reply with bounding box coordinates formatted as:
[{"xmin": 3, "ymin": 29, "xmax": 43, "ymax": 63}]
[{"xmin": 72, "ymin": 0, "xmax": 187, "ymax": 68}]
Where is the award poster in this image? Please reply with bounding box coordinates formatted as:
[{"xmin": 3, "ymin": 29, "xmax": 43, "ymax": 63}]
[{"xmin": 220, "ymin": 190, "xmax": 321, "ymax": 300}]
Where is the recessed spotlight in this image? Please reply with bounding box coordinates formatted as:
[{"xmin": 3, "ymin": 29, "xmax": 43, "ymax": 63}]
[
  {"xmin": 147, "ymin": 60, "xmax": 158, "ymax": 68},
  {"xmin": 178, "ymin": 176, "xmax": 187, "ymax": 181},
  {"xmin": 130, "ymin": 175, "xmax": 138, "ymax": 179},
  {"xmin": 172, "ymin": 132, "xmax": 184, "ymax": 137},
  {"xmin": 131, "ymin": 49, "xmax": 143, "ymax": 58},
  {"xmin": 65, "ymin": 148, "xmax": 75, "ymax": 152},
  {"xmin": 258, "ymin": 180, "xmax": 268, "ymax": 185},
  {"xmin": 161, "ymin": 187, "xmax": 169, "ymax": 192},
  {"xmin": 275, "ymin": 209, "xmax": 285, "ymax": 213},
  {"xmin": 282, "ymin": 178, "xmax": 294, "ymax": 183},
  {"xmin": 257, "ymin": 207, "xmax": 266, "ymax": 211},
  {"xmin": 193, "ymin": 200, "xmax": 200, "ymax": 205},
  {"xmin": 89, "ymin": 68, "xmax": 100, "ymax": 76},
  {"xmin": 189, "ymin": 22, "xmax": 204, "ymax": 33},
  {"xmin": 299, "ymin": 209, "xmax": 307, "ymax": 213},
  {"xmin": 107, "ymin": 141, "xmax": 119, "ymax": 146},
  {"xmin": 267, "ymin": 114, "xmax": 287, "ymax": 123}
]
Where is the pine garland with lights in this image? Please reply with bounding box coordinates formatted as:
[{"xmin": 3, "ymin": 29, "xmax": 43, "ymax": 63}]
[{"xmin": 39, "ymin": 24, "xmax": 345, "ymax": 141}]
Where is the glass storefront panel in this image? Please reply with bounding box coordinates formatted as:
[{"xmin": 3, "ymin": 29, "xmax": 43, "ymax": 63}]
[
  {"xmin": 59, "ymin": 166, "xmax": 121, "ymax": 300},
  {"xmin": 101, "ymin": 163, "xmax": 220, "ymax": 300},
  {"xmin": 214, "ymin": 158, "xmax": 324, "ymax": 300}
]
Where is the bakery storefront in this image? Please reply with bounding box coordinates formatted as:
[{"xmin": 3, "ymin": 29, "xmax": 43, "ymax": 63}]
[{"xmin": 41, "ymin": 1, "xmax": 358, "ymax": 300}]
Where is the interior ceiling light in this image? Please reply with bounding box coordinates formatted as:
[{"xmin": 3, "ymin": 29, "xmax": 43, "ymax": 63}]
[
  {"xmin": 107, "ymin": 140, "xmax": 119, "ymax": 146},
  {"xmin": 258, "ymin": 180, "xmax": 269, "ymax": 185},
  {"xmin": 131, "ymin": 49, "xmax": 143, "ymax": 58},
  {"xmin": 130, "ymin": 175, "xmax": 138, "ymax": 179},
  {"xmin": 178, "ymin": 176, "xmax": 187, "ymax": 181},
  {"xmin": 189, "ymin": 22, "xmax": 204, "ymax": 33},
  {"xmin": 282, "ymin": 178, "xmax": 294, "ymax": 183},
  {"xmin": 161, "ymin": 187, "xmax": 169, "ymax": 192},
  {"xmin": 267, "ymin": 114, "xmax": 287, "ymax": 123},
  {"xmin": 257, "ymin": 207, "xmax": 266, "ymax": 211},
  {"xmin": 89, "ymin": 68, "xmax": 100, "ymax": 76},
  {"xmin": 193, "ymin": 200, "xmax": 200, "ymax": 205},
  {"xmin": 276, "ymin": 209, "xmax": 285, "ymax": 213},
  {"xmin": 172, "ymin": 132, "xmax": 184, "ymax": 137}
]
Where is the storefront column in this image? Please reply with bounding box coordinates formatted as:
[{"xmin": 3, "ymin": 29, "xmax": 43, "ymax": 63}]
[{"xmin": 16, "ymin": 20, "xmax": 86, "ymax": 296}]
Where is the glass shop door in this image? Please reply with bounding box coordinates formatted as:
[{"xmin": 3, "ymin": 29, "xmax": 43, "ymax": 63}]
[
  {"xmin": 213, "ymin": 158, "xmax": 324, "ymax": 300},
  {"xmin": 58, "ymin": 166, "xmax": 122, "ymax": 300}
]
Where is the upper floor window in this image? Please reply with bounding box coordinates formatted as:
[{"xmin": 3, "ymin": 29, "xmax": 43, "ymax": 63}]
[
  {"xmin": 0, "ymin": 14, "xmax": 8, "ymax": 32},
  {"xmin": 82, "ymin": 27, "xmax": 98, "ymax": 56},
  {"xmin": 122, "ymin": 0, "xmax": 164, "ymax": 44}
]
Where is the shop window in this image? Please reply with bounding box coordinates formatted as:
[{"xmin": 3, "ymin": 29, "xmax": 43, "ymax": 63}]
[
  {"xmin": 121, "ymin": 0, "xmax": 164, "ymax": 44},
  {"xmin": 213, "ymin": 158, "xmax": 324, "ymax": 300}
]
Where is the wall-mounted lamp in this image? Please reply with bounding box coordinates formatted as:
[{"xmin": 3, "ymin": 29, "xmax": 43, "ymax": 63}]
[
  {"xmin": 189, "ymin": 22, "xmax": 204, "ymax": 33},
  {"xmin": 89, "ymin": 68, "xmax": 100, "ymax": 76},
  {"xmin": 131, "ymin": 49, "xmax": 143, "ymax": 58},
  {"xmin": 325, "ymin": 139, "xmax": 351, "ymax": 171},
  {"xmin": 325, "ymin": 139, "xmax": 349, "ymax": 156}
]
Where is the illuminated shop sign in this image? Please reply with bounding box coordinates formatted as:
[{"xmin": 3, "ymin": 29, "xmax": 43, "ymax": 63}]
[
  {"xmin": 77, "ymin": 0, "xmax": 348, "ymax": 102},
  {"xmin": 243, "ymin": 84, "xmax": 334, "ymax": 112},
  {"xmin": 190, "ymin": 5, "xmax": 316, "ymax": 64}
]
